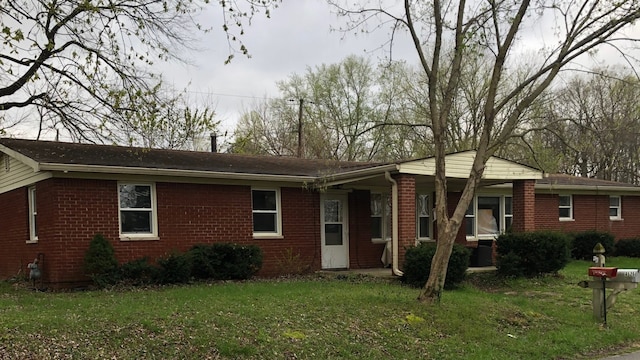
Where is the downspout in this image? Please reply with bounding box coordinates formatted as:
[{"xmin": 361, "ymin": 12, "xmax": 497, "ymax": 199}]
[{"xmin": 385, "ymin": 171, "xmax": 404, "ymax": 277}]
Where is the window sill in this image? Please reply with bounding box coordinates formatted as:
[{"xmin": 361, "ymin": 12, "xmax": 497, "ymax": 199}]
[
  {"xmin": 559, "ymin": 218, "xmax": 575, "ymax": 222},
  {"xmin": 610, "ymin": 217, "xmax": 623, "ymax": 222},
  {"xmin": 417, "ymin": 238, "xmax": 435, "ymax": 243},
  {"xmin": 253, "ymin": 234, "xmax": 284, "ymax": 240},
  {"xmin": 25, "ymin": 239, "xmax": 38, "ymax": 244},
  {"xmin": 119, "ymin": 236, "xmax": 160, "ymax": 241}
]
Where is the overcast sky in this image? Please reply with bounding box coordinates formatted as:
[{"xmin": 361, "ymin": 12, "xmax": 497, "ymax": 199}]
[
  {"xmin": 157, "ymin": 0, "xmax": 417, "ymax": 138},
  {"xmin": 158, "ymin": 0, "xmax": 639, "ymax": 143}
]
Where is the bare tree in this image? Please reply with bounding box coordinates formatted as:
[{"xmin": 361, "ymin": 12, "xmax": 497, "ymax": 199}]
[
  {"xmin": 329, "ymin": 0, "xmax": 640, "ymax": 303},
  {"xmin": 0, "ymin": 0, "xmax": 279, "ymax": 144},
  {"xmin": 232, "ymin": 55, "xmax": 431, "ymax": 161}
]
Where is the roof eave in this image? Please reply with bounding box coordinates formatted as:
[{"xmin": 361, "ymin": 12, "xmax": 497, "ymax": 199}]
[
  {"xmin": 535, "ymin": 183, "xmax": 640, "ymax": 193},
  {"xmin": 39, "ymin": 163, "xmax": 317, "ymax": 183},
  {"xmin": 313, "ymin": 163, "xmax": 399, "ymax": 186}
]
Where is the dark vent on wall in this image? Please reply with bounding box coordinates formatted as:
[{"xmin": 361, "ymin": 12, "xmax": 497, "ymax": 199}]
[{"xmin": 3, "ymin": 154, "xmax": 8, "ymax": 172}]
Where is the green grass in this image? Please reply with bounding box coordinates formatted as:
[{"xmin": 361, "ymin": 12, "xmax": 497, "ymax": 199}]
[{"xmin": 1, "ymin": 258, "xmax": 640, "ymax": 359}]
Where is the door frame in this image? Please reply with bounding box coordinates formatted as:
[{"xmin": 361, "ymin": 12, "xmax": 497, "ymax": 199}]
[{"xmin": 320, "ymin": 192, "xmax": 349, "ymax": 269}]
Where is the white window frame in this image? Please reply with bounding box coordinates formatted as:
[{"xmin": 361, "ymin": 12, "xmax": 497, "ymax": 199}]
[
  {"xmin": 28, "ymin": 186, "xmax": 38, "ymax": 243},
  {"xmin": 370, "ymin": 192, "xmax": 391, "ymax": 243},
  {"xmin": 559, "ymin": 194, "xmax": 573, "ymax": 221},
  {"xmin": 252, "ymin": 188, "xmax": 282, "ymax": 238},
  {"xmin": 118, "ymin": 182, "xmax": 158, "ymax": 240},
  {"xmin": 466, "ymin": 195, "xmax": 511, "ymax": 241},
  {"xmin": 609, "ymin": 196, "xmax": 622, "ymax": 220},
  {"xmin": 504, "ymin": 196, "xmax": 513, "ymax": 231},
  {"xmin": 416, "ymin": 193, "xmax": 432, "ymax": 241}
]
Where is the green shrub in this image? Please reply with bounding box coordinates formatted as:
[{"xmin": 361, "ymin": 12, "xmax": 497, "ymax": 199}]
[
  {"xmin": 187, "ymin": 243, "xmax": 263, "ymax": 280},
  {"xmin": 188, "ymin": 244, "xmax": 218, "ymax": 279},
  {"xmin": 571, "ymin": 230, "xmax": 615, "ymax": 260},
  {"xmin": 401, "ymin": 243, "xmax": 471, "ymax": 289},
  {"xmin": 83, "ymin": 234, "xmax": 119, "ymax": 287},
  {"xmin": 156, "ymin": 252, "xmax": 192, "ymax": 284},
  {"xmin": 119, "ymin": 257, "xmax": 159, "ymax": 285},
  {"xmin": 615, "ymin": 238, "xmax": 640, "ymax": 257},
  {"xmin": 496, "ymin": 231, "xmax": 570, "ymax": 277}
]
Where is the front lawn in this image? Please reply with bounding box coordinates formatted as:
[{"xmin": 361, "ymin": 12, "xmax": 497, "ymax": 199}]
[{"xmin": 1, "ymin": 258, "xmax": 639, "ymax": 359}]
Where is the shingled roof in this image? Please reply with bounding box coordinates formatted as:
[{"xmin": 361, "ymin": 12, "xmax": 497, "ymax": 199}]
[
  {"xmin": 0, "ymin": 138, "xmax": 385, "ymax": 178},
  {"xmin": 537, "ymin": 173, "xmax": 640, "ymax": 189}
]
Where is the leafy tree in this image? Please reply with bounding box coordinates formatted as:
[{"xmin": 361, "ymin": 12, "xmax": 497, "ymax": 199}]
[
  {"xmin": 329, "ymin": 0, "xmax": 640, "ymax": 303},
  {"xmin": 0, "ymin": 0, "xmax": 279, "ymax": 145},
  {"xmin": 522, "ymin": 69, "xmax": 640, "ymax": 183},
  {"xmin": 232, "ymin": 55, "xmax": 430, "ymax": 161}
]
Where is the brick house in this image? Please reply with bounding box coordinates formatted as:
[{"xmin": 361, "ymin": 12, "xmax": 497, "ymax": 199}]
[{"xmin": 1, "ymin": 138, "xmax": 639, "ymax": 286}]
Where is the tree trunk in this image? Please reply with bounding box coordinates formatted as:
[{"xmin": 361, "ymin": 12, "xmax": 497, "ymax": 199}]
[{"xmin": 418, "ymin": 222, "xmax": 457, "ymax": 303}]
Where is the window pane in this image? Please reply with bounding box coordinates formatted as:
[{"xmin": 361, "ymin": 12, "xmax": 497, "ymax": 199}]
[
  {"xmin": 609, "ymin": 208, "xmax": 618, "ymax": 217},
  {"xmin": 121, "ymin": 211, "xmax": 152, "ymax": 233},
  {"xmin": 559, "ymin": 195, "xmax": 571, "ymax": 207},
  {"xmin": 370, "ymin": 194, "xmax": 382, "ymax": 216},
  {"xmin": 478, "ymin": 197, "xmax": 500, "ymax": 235},
  {"xmin": 559, "ymin": 208, "xmax": 571, "ymax": 218},
  {"xmin": 417, "ymin": 194, "xmax": 429, "ymax": 216},
  {"xmin": 253, "ymin": 213, "xmax": 277, "ymax": 232},
  {"xmin": 325, "ymin": 224, "xmax": 343, "ymax": 245},
  {"xmin": 505, "ymin": 217, "xmax": 512, "ymax": 231},
  {"xmin": 505, "ymin": 197, "xmax": 512, "ymax": 215},
  {"xmin": 466, "ymin": 218, "xmax": 475, "ymax": 236},
  {"xmin": 119, "ymin": 185, "xmax": 151, "ymax": 209},
  {"xmin": 324, "ymin": 200, "xmax": 341, "ymax": 222},
  {"xmin": 252, "ymin": 190, "xmax": 276, "ymax": 211},
  {"xmin": 419, "ymin": 217, "xmax": 430, "ymax": 238},
  {"xmin": 610, "ymin": 196, "xmax": 620, "ymax": 207},
  {"xmin": 466, "ymin": 201, "xmax": 474, "ymax": 215},
  {"xmin": 371, "ymin": 217, "xmax": 382, "ymax": 239}
]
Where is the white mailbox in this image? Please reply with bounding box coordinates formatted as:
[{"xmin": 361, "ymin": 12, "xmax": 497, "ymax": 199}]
[{"xmin": 609, "ymin": 269, "xmax": 640, "ymax": 283}]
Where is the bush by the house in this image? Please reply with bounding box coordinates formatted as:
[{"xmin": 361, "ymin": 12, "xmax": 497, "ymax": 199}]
[
  {"xmin": 119, "ymin": 257, "xmax": 159, "ymax": 285},
  {"xmin": 402, "ymin": 242, "xmax": 471, "ymax": 289},
  {"xmin": 188, "ymin": 243, "xmax": 263, "ymax": 280},
  {"xmin": 615, "ymin": 238, "xmax": 640, "ymax": 257},
  {"xmin": 188, "ymin": 244, "xmax": 219, "ymax": 279},
  {"xmin": 83, "ymin": 233, "xmax": 120, "ymax": 287},
  {"xmin": 156, "ymin": 252, "xmax": 192, "ymax": 284},
  {"xmin": 496, "ymin": 231, "xmax": 571, "ymax": 277},
  {"xmin": 571, "ymin": 230, "xmax": 615, "ymax": 260}
]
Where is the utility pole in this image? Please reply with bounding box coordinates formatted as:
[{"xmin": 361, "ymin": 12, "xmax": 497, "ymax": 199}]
[
  {"xmin": 296, "ymin": 98, "xmax": 304, "ymax": 158},
  {"xmin": 289, "ymin": 98, "xmax": 306, "ymax": 158}
]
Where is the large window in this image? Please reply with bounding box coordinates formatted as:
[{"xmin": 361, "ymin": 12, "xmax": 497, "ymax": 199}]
[
  {"xmin": 118, "ymin": 183, "xmax": 157, "ymax": 238},
  {"xmin": 610, "ymin": 196, "xmax": 622, "ymax": 220},
  {"xmin": 466, "ymin": 195, "xmax": 511, "ymax": 239},
  {"xmin": 252, "ymin": 189, "xmax": 281, "ymax": 237},
  {"xmin": 559, "ymin": 195, "xmax": 573, "ymax": 220},
  {"xmin": 28, "ymin": 186, "xmax": 38, "ymax": 242},
  {"xmin": 417, "ymin": 194, "xmax": 431, "ymax": 240},
  {"xmin": 370, "ymin": 193, "xmax": 391, "ymax": 242}
]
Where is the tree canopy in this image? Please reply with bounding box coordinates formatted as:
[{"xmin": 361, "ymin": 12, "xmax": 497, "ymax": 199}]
[
  {"xmin": 0, "ymin": 0, "xmax": 279, "ymax": 146},
  {"xmin": 328, "ymin": 0, "xmax": 640, "ymax": 303}
]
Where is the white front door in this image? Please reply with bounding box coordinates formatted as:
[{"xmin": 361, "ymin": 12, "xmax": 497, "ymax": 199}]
[{"xmin": 321, "ymin": 193, "xmax": 349, "ymax": 269}]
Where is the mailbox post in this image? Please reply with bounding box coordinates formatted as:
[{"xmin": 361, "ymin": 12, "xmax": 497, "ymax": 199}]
[
  {"xmin": 578, "ymin": 243, "xmax": 640, "ymax": 325},
  {"xmin": 588, "ymin": 267, "xmax": 617, "ymax": 326}
]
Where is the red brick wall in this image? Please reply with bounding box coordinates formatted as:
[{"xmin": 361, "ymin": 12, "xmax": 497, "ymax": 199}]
[
  {"xmin": 0, "ymin": 178, "xmax": 326, "ymax": 285},
  {"xmin": 611, "ymin": 196, "xmax": 640, "ymax": 239},
  {"xmin": 395, "ymin": 174, "xmax": 416, "ymax": 267},
  {"xmin": 534, "ymin": 193, "xmax": 640, "ymax": 239},
  {"xmin": 0, "ymin": 188, "xmax": 31, "ymax": 280},
  {"xmin": 512, "ymin": 180, "xmax": 535, "ymax": 232}
]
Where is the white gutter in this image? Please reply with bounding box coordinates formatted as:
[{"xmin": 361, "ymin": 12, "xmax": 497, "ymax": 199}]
[
  {"xmin": 384, "ymin": 171, "xmax": 403, "ymax": 277},
  {"xmin": 38, "ymin": 163, "xmax": 317, "ymax": 183}
]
